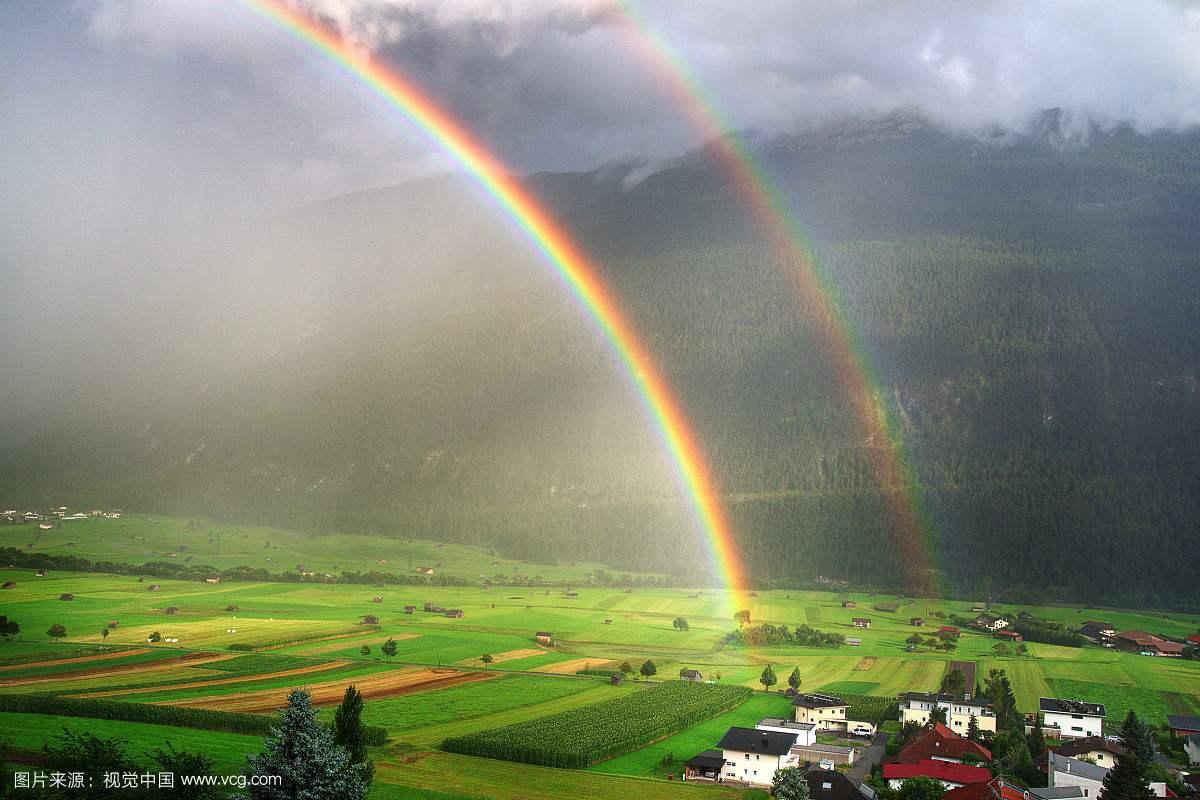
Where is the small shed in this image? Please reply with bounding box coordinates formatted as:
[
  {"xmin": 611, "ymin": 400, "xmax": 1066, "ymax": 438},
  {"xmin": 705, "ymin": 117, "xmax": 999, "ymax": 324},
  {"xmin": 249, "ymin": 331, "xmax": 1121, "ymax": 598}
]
[
  {"xmin": 107, "ymin": 620, "xmax": 120, "ymax": 628},
  {"xmin": 205, "ymin": 577, "xmax": 219, "ymax": 584},
  {"xmin": 35, "ymin": 569, "xmax": 47, "ymax": 577},
  {"xmin": 910, "ymin": 617, "xmax": 925, "ymax": 626},
  {"xmin": 165, "ymin": 606, "xmax": 181, "ymax": 615},
  {"xmin": 362, "ymin": 614, "xmax": 380, "ymax": 625},
  {"xmin": 841, "ymin": 600, "xmax": 856, "ymax": 609},
  {"xmin": 444, "ymin": 609, "xmax": 464, "ymax": 618},
  {"xmin": 225, "ymin": 604, "xmax": 239, "ymax": 612},
  {"xmin": 423, "ymin": 601, "xmax": 437, "ymax": 612},
  {"xmin": 404, "ymin": 605, "xmax": 416, "ymax": 614},
  {"xmin": 59, "ymin": 592, "xmax": 75, "ymax": 601},
  {"xmin": 372, "ymin": 596, "xmax": 384, "ymax": 603},
  {"xmin": 564, "ymin": 591, "xmax": 578, "ymax": 599},
  {"xmin": 147, "ymin": 584, "xmax": 161, "ymax": 592},
  {"xmin": 1, "ymin": 581, "xmax": 15, "ymax": 589},
  {"xmin": 680, "ymin": 669, "xmax": 703, "ymax": 682},
  {"xmin": 535, "ymin": 631, "xmax": 554, "ymax": 645},
  {"xmin": 846, "ymin": 637, "xmax": 862, "ymax": 646},
  {"xmin": 852, "ymin": 618, "xmax": 871, "ymax": 629},
  {"xmin": 603, "ymin": 619, "xmax": 613, "ymax": 625}
]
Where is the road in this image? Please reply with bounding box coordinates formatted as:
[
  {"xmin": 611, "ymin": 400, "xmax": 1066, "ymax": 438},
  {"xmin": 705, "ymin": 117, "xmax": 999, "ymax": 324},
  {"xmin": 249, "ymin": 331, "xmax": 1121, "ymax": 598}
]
[{"xmin": 848, "ymin": 731, "xmax": 889, "ymax": 781}]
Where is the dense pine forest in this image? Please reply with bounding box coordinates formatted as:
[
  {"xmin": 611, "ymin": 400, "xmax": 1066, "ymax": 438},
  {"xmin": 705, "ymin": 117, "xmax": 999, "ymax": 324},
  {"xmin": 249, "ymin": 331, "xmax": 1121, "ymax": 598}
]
[{"xmin": 3, "ymin": 112, "xmax": 1199, "ymax": 607}]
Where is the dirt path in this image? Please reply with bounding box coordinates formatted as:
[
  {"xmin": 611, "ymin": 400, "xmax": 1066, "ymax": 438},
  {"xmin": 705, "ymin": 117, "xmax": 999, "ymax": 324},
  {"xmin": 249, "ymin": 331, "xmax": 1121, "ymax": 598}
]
[
  {"xmin": 533, "ymin": 657, "xmax": 612, "ymax": 675},
  {"xmin": 76, "ymin": 659, "xmax": 353, "ymax": 698},
  {"xmin": 0, "ymin": 648, "xmax": 148, "ymax": 672},
  {"xmin": 0, "ymin": 652, "xmax": 237, "ymax": 688},
  {"xmin": 167, "ymin": 667, "xmax": 499, "ymax": 713},
  {"xmin": 455, "ymin": 648, "xmax": 543, "ymax": 666}
]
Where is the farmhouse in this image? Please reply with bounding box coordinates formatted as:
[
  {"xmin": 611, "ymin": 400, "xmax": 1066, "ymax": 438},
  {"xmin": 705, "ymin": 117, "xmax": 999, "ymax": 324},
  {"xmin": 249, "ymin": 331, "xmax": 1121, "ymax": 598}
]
[
  {"xmin": 845, "ymin": 638, "xmax": 862, "ymax": 646},
  {"xmin": 716, "ymin": 726, "xmax": 801, "ymax": 788},
  {"xmin": 1049, "ymin": 736, "xmax": 1128, "ymax": 769},
  {"xmin": 1, "ymin": 582, "xmax": 15, "ymax": 589},
  {"xmin": 535, "ymin": 631, "xmax": 554, "ymax": 645},
  {"xmin": 973, "ymin": 614, "xmax": 1009, "ymax": 632},
  {"xmin": 1187, "ymin": 633, "xmax": 1200, "ymax": 646},
  {"xmin": 682, "ymin": 749, "xmax": 726, "ymax": 783},
  {"xmin": 893, "ymin": 722, "xmax": 992, "ymax": 764},
  {"xmin": 882, "ymin": 759, "xmax": 991, "ymax": 790},
  {"xmin": 444, "ymin": 609, "xmax": 464, "ymax": 618},
  {"xmin": 1079, "ymin": 621, "xmax": 1116, "ymax": 642},
  {"xmin": 852, "ymin": 618, "xmax": 871, "ymax": 629},
  {"xmin": 1168, "ymin": 714, "xmax": 1200, "ymax": 737},
  {"xmin": 680, "ymin": 669, "xmax": 703, "ymax": 682},
  {"xmin": 994, "ymin": 630, "xmax": 1023, "ymax": 642},
  {"xmin": 939, "ymin": 626, "xmax": 961, "ymax": 636},
  {"xmin": 1115, "ymin": 630, "xmax": 1183, "ymax": 656},
  {"xmin": 38, "ymin": 523, "xmax": 54, "ymax": 530},
  {"xmin": 900, "ymin": 693, "xmax": 997, "ymax": 734},
  {"xmin": 1040, "ymin": 698, "xmax": 1105, "ymax": 739},
  {"xmin": 793, "ymin": 693, "xmax": 851, "ymax": 731}
]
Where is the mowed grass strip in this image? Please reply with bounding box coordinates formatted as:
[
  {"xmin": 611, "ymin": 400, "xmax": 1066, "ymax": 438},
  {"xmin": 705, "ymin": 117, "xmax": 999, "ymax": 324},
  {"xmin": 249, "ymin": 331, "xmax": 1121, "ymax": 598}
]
[
  {"xmin": 376, "ymin": 751, "xmax": 748, "ymax": 800},
  {"xmin": 170, "ymin": 667, "xmax": 500, "ymax": 713},
  {"xmin": 76, "ymin": 659, "xmax": 353, "ymax": 698},
  {"xmin": 289, "ymin": 633, "xmax": 419, "ymax": 657},
  {"xmin": 443, "ymin": 680, "xmax": 753, "ymax": 768},
  {"xmin": 0, "ymin": 651, "xmax": 237, "ymax": 688},
  {"xmin": 0, "ymin": 647, "xmax": 149, "ymax": 673}
]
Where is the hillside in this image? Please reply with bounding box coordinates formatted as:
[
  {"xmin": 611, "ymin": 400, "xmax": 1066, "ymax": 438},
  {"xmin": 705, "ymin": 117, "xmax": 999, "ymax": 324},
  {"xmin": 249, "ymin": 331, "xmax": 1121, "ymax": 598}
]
[{"xmin": 3, "ymin": 112, "xmax": 1199, "ymax": 607}]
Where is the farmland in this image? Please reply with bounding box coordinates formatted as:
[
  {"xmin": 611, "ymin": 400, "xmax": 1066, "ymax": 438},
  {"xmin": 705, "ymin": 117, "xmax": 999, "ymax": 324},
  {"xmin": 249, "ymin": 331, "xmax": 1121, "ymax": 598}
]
[{"xmin": 2, "ymin": 515, "xmax": 1199, "ymax": 798}]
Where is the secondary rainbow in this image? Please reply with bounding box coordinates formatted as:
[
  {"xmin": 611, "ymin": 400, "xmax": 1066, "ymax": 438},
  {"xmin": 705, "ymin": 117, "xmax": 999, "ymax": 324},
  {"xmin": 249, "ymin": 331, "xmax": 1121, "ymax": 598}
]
[
  {"xmin": 240, "ymin": 0, "xmax": 748, "ymax": 596},
  {"xmin": 612, "ymin": 2, "xmax": 941, "ymax": 594}
]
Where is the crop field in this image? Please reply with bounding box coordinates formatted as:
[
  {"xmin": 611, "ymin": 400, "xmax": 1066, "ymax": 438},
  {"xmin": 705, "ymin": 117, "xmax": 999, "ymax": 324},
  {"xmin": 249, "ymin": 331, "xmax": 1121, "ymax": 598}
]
[{"xmin": 2, "ymin": 515, "xmax": 1199, "ymax": 798}]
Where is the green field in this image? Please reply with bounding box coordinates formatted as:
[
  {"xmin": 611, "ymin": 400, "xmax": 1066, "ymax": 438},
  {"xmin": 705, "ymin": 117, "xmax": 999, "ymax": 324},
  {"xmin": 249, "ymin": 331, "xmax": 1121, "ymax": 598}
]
[{"xmin": 3, "ymin": 516, "xmax": 1199, "ymax": 798}]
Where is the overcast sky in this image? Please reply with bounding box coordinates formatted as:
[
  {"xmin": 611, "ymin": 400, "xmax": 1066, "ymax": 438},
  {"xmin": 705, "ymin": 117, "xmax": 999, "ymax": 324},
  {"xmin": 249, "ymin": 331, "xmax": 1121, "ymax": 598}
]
[{"xmin": 3, "ymin": 0, "xmax": 1200, "ymax": 240}]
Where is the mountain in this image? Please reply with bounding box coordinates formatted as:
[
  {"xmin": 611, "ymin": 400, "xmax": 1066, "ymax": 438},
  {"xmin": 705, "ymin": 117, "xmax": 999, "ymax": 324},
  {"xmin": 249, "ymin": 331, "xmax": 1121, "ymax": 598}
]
[{"xmin": 3, "ymin": 112, "xmax": 1199, "ymax": 607}]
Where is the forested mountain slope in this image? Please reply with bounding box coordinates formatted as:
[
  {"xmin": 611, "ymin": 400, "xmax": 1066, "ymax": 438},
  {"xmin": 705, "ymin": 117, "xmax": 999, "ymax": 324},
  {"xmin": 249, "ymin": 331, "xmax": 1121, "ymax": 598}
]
[{"xmin": 3, "ymin": 113, "xmax": 1199, "ymax": 607}]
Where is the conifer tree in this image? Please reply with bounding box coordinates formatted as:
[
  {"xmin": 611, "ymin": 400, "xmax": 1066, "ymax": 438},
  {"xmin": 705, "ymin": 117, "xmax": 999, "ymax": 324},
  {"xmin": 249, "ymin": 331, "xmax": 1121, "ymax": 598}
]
[
  {"xmin": 1102, "ymin": 754, "xmax": 1153, "ymax": 800},
  {"xmin": 332, "ymin": 685, "xmax": 374, "ymax": 783}
]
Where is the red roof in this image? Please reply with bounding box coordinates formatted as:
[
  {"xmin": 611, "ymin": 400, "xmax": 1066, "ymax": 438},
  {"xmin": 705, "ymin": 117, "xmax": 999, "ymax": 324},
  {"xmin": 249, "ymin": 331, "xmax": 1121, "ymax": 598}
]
[
  {"xmin": 896, "ymin": 723, "xmax": 992, "ymax": 764},
  {"xmin": 939, "ymin": 626, "xmax": 960, "ymax": 633},
  {"xmin": 883, "ymin": 760, "xmax": 991, "ymax": 786},
  {"xmin": 1186, "ymin": 634, "xmax": 1200, "ymax": 645},
  {"xmin": 944, "ymin": 778, "xmax": 1027, "ymax": 800}
]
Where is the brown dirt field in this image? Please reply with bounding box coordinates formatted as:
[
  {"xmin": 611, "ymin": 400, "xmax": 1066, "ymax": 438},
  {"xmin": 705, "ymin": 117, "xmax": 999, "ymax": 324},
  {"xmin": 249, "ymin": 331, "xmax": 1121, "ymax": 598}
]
[
  {"xmin": 0, "ymin": 648, "xmax": 149, "ymax": 672},
  {"xmin": 948, "ymin": 660, "xmax": 977, "ymax": 689},
  {"xmin": 0, "ymin": 652, "xmax": 237, "ymax": 688},
  {"xmin": 75, "ymin": 659, "xmax": 353, "ymax": 699},
  {"xmin": 853, "ymin": 657, "xmax": 877, "ymax": 671},
  {"xmin": 533, "ymin": 657, "xmax": 612, "ymax": 675},
  {"xmin": 256, "ymin": 629, "xmax": 377, "ymax": 651},
  {"xmin": 168, "ymin": 667, "xmax": 499, "ymax": 714},
  {"xmin": 295, "ymin": 633, "xmax": 419, "ymax": 656},
  {"xmin": 455, "ymin": 648, "xmax": 542, "ymax": 666}
]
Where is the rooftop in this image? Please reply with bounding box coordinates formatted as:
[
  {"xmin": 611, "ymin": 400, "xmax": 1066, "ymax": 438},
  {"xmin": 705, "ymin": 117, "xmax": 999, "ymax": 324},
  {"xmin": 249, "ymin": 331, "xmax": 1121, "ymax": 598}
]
[
  {"xmin": 895, "ymin": 722, "xmax": 993, "ymax": 764},
  {"xmin": 1028, "ymin": 787, "xmax": 1086, "ymax": 800},
  {"xmin": 882, "ymin": 759, "xmax": 991, "ymax": 785},
  {"xmin": 1052, "ymin": 736, "xmax": 1128, "ymax": 760},
  {"xmin": 802, "ymin": 768, "xmax": 875, "ymax": 800},
  {"xmin": 758, "ymin": 717, "xmax": 816, "ymax": 732},
  {"xmin": 793, "ymin": 692, "xmax": 849, "ymax": 709},
  {"xmin": 717, "ymin": 726, "xmax": 799, "ymax": 756},
  {"xmin": 1040, "ymin": 698, "xmax": 1106, "ymax": 717},
  {"xmin": 945, "ymin": 778, "xmax": 1029, "ymax": 800},
  {"xmin": 685, "ymin": 749, "xmax": 726, "ymax": 770},
  {"xmin": 1167, "ymin": 715, "xmax": 1200, "ymax": 730},
  {"xmin": 1048, "ymin": 752, "xmax": 1108, "ymax": 782},
  {"xmin": 901, "ymin": 691, "xmax": 992, "ymax": 707}
]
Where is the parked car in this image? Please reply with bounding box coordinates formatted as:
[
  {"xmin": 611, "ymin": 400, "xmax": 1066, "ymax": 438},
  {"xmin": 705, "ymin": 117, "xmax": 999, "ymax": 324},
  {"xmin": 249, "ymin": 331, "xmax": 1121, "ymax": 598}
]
[{"xmin": 851, "ymin": 725, "xmax": 874, "ymax": 737}]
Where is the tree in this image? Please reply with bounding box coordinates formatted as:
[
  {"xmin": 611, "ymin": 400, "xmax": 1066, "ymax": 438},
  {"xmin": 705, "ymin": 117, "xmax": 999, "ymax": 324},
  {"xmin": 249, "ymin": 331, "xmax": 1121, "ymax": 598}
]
[
  {"xmin": 772, "ymin": 766, "xmax": 811, "ymax": 800},
  {"xmin": 941, "ymin": 668, "xmax": 966, "ymax": 695},
  {"xmin": 906, "ymin": 633, "xmax": 924, "ymax": 646},
  {"xmin": 381, "ymin": 637, "xmax": 397, "ymax": 660},
  {"xmin": 993, "ymin": 642, "xmax": 1011, "ymax": 657},
  {"xmin": 244, "ymin": 689, "xmax": 368, "ymax": 800},
  {"xmin": 735, "ymin": 610, "xmax": 751, "ymax": 626},
  {"xmin": 332, "ymin": 685, "xmax": 374, "ymax": 784},
  {"xmin": 101, "ymin": 627, "xmax": 109, "ymax": 641},
  {"xmin": 481, "ymin": 653, "xmax": 494, "ymax": 666},
  {"xmin": 930, "ymin": 706, "xmax": 948, "ymax": 724},
  {"xmin": 1101, "ymin": 754, "xmax": 1153, "ymax": 800},
  {"xmin": 148, "ymin": 630, "xmax": 162, "ymax": 643},
  {"xmin": 0, "ymin": 615, "xmax": 20, "ymax": 640},
  {"xmin": 673, "ymin": 617, "xmax": 689, "ymax": 631},
  {"xmin": 1026, "ymin": 719, "xmax": 1046, "ymax": 759},
  {"xmin": 788, "ymin": 666, "xmax": 802, "ymax": 691},
  {"xmin": 760, "ymin": 664, "xmax": 777, "ymax": 691},
  {"xmin": 639, "ymin": 660, "xmax": 657, "ymax": 679},
  {"xmin": 46, "ymin": 623, "xmax": 66, "ymax": 641},
  {"xmin": 1118, "ymin": 710, "xmax": 1156, "ymax": 766},
  {"xmin": 1016, "ymin": 643, "xmax": 1029, "ymax": 657},
  {"xmin": 360, "ymin": 644, "xmax": 371, "ymax": 657},
  {"xmin": 897, "ymin": 776, "xmax": 947, "ymax": 800},
  {"xmin": 619, "ymin": 661, "xmax": 634, "ymax": 677},
  {"xmin": 153, "ymin": 743, "xmax": 222, "ymax": 800},
  {"xmin": 967, "ymin": 713, "xmax": 980, "ymax": 742}
]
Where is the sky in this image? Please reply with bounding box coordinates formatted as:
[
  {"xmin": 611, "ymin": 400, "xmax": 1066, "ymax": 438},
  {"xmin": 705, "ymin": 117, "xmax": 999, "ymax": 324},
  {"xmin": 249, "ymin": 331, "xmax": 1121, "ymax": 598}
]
[{"xmin": 3, "ymin": 0, "xmax": 1200, "ymax": 230}]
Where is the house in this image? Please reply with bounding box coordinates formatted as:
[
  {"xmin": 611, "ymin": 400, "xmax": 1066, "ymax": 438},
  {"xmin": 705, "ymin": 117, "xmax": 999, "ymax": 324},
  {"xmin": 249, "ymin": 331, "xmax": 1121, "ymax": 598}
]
[
  {"xmin": 422, "ymin": 602, "xmax": 438, "ymax": 612},
  {"xmin": 852, "ymin": 618, "xmax": 871, "ymax": 629},
  {"xmin": 944, "ymin": 777, "xmax": 1029, "ymax": 800},
  {"xmin": 1050, "ymin": 736, "xmax": 1129, "ymax": 769},
  {"xmin": 205, "ymin": 578, "xmax": 219, "ymax": 584},
  {"xmin": 1017, "ymin": 611, "xmax": 1036, "ymax": 621},
  {"xmin": 716, "ymin": 726, "xmax": 801, "ymax": 788},
  {"xmin": 1168, "ymin": 715, "xmax": 1200, "ymax": 737},
  {"xmin": 1186, "ymin": 733, "xmax": 1200, "ymax": 765},
  {"xmin": 994, "ymin": 630, "xmax": 1024, "ymax": 642},
  {"xmin": 1186, "ymin": 633, "xmax": 1200, "ymax": 647},
  {"xmin": 900, "ymin": 693, "xmax": 997, "ymax": 734},
  {"xmin": 1047, "ymin": 752, "xmax": 1108, "ymax": 798},
  {"xmin": 842, "ymin": 601, "xmax": 857, "ymax": 609},
  {"xmin": 1115, "ymin": 630, "xmax": 1185, "ymax": 657},
  {"xmin": 681, "ymin": 669, "xmax": 704, "ymax": 682},
  {"xmin": 882, "ymin": 759, "xmax": 991, "ymax": 790},
  {"xmin": 911, "ymin": 617, "xmax": 925, "ymax": 627},
  {"xmin": 974, "ymin": 614, "xmax": 1009, "ymax": 632},
  {"xmin": 1040, "ymin": 699, "xmax": 1105, "ymax": 739},
  {"xmin": 404, "ymin": 605, "xmax": 416, "ymax": 614},
  {"xmin": 372, "ymin": 596, "xmax": 384, "ymax": 603},
  {"xmin": 683, "ymin": 749, "xmax": 726, "ymax": 783},
  {"xmin": 893, "ymin": 722, "xmax": 993, "ymax": 764},
  {"xmin": 756, "ymin": 718, "xmax": 816, "ymax": 747},
  {"xmin": 1, "ymin": 581, "xmax": 15, "ymax": 589},
  {"xmin": 535, "ymin": 631, "xmax": 554, "ymax": 645},
  {"xmin": 361, "ymin": 614, "xmax": 380, "ymax": 625},
  {"xmin": 793, "ymin": 693, "xmax": 851, "ymax": 731},
  {"xmin": 444, "ymin": 609, "xmax": 464, "ymax": 618},
  {"xmin": 1079, "ymin": 621, "xmax": 1116, "ymax": 642},
  {"xmin": 59, "ymin": 592, "xmax": 74, "ymax": 600},
  {"xmin": 801, "ymin": 767, "xmax": 876, "ymax": 800},
  {"xmin": 165, "ymin": 606, "xmax": 181, "ymax": 615}
]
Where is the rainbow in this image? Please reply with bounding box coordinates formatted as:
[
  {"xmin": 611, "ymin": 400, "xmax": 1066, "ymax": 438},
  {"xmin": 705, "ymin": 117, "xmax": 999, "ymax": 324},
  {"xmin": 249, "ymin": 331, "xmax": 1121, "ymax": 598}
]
[
  {"xmin": 240, "ymin": 0, "xmax": 748, "ymax": 598},
  {"xmin": 612, "ymin": 2, "xmax": 941, "ymax": 595}
]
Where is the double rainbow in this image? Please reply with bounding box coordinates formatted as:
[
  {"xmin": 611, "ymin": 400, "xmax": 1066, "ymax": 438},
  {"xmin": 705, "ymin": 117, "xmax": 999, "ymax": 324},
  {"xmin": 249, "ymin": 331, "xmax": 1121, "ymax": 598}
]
[{"xmin": 242, "ymin": 0, "xmax": 749, "ymax": 597}]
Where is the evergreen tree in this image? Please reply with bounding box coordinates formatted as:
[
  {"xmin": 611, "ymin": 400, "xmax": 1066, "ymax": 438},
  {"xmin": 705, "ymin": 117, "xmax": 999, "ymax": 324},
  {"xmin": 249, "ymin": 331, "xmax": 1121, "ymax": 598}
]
[
  {"xmin": 1118, "ymin": 710, "xmax": 1156, "ymax": 766},
  {"xmin": 788, "ymin": 667, "xmax": 802, "ymax": 691},
  {"xmin": 967, "ymin": 714, "xmax": 980, "ymax": 742},
  {"xmin": 332, "ymin": 685, "xmax": 374, "ymax": 784},
  {"xmin": 772, "ymin": 766, "xmax": 811, "ymax": 800},
  {"xmin": 359, "ymin": 644, "xmax": 370, "ymax": 657},
  {"xmin": 1102, "ymin": 754, "xmax": 1153, "ymax": 800},
  {"xmin": 760, "ymin": 664, "xmax": 778, "ymax": 691},
  {"xmin": 941, "ymin": 669, "xmax": 966, "ymax": 694},
  {"xmin": 244, "ymin": 689, "xmax": 367, "ymax": 800},
  {"xmin": 1026, "ymin": 719, "xmax": 1046, "ymax": 761}
]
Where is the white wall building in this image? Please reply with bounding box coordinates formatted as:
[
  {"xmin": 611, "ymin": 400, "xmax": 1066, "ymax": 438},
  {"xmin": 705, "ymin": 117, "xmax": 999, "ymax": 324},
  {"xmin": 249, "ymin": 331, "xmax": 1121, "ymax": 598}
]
[
  {"xmin": 717, "ymin": 727, "xmax": 800, "ymax": 788},
  {"xmin": 1040, "ymin": 699, "xmax": 1105, "ymax": 739},
  {"xmin": 900, "ymin": 692, "xmax": 997, "ymax": 734}
]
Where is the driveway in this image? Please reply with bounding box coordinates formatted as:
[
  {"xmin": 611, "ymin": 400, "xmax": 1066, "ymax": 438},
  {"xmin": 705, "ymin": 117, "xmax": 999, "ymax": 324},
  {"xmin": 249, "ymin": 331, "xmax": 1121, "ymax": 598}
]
[{"xmin": 848, "ymin": 731, "xmax": 889, "ymax": 781}]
